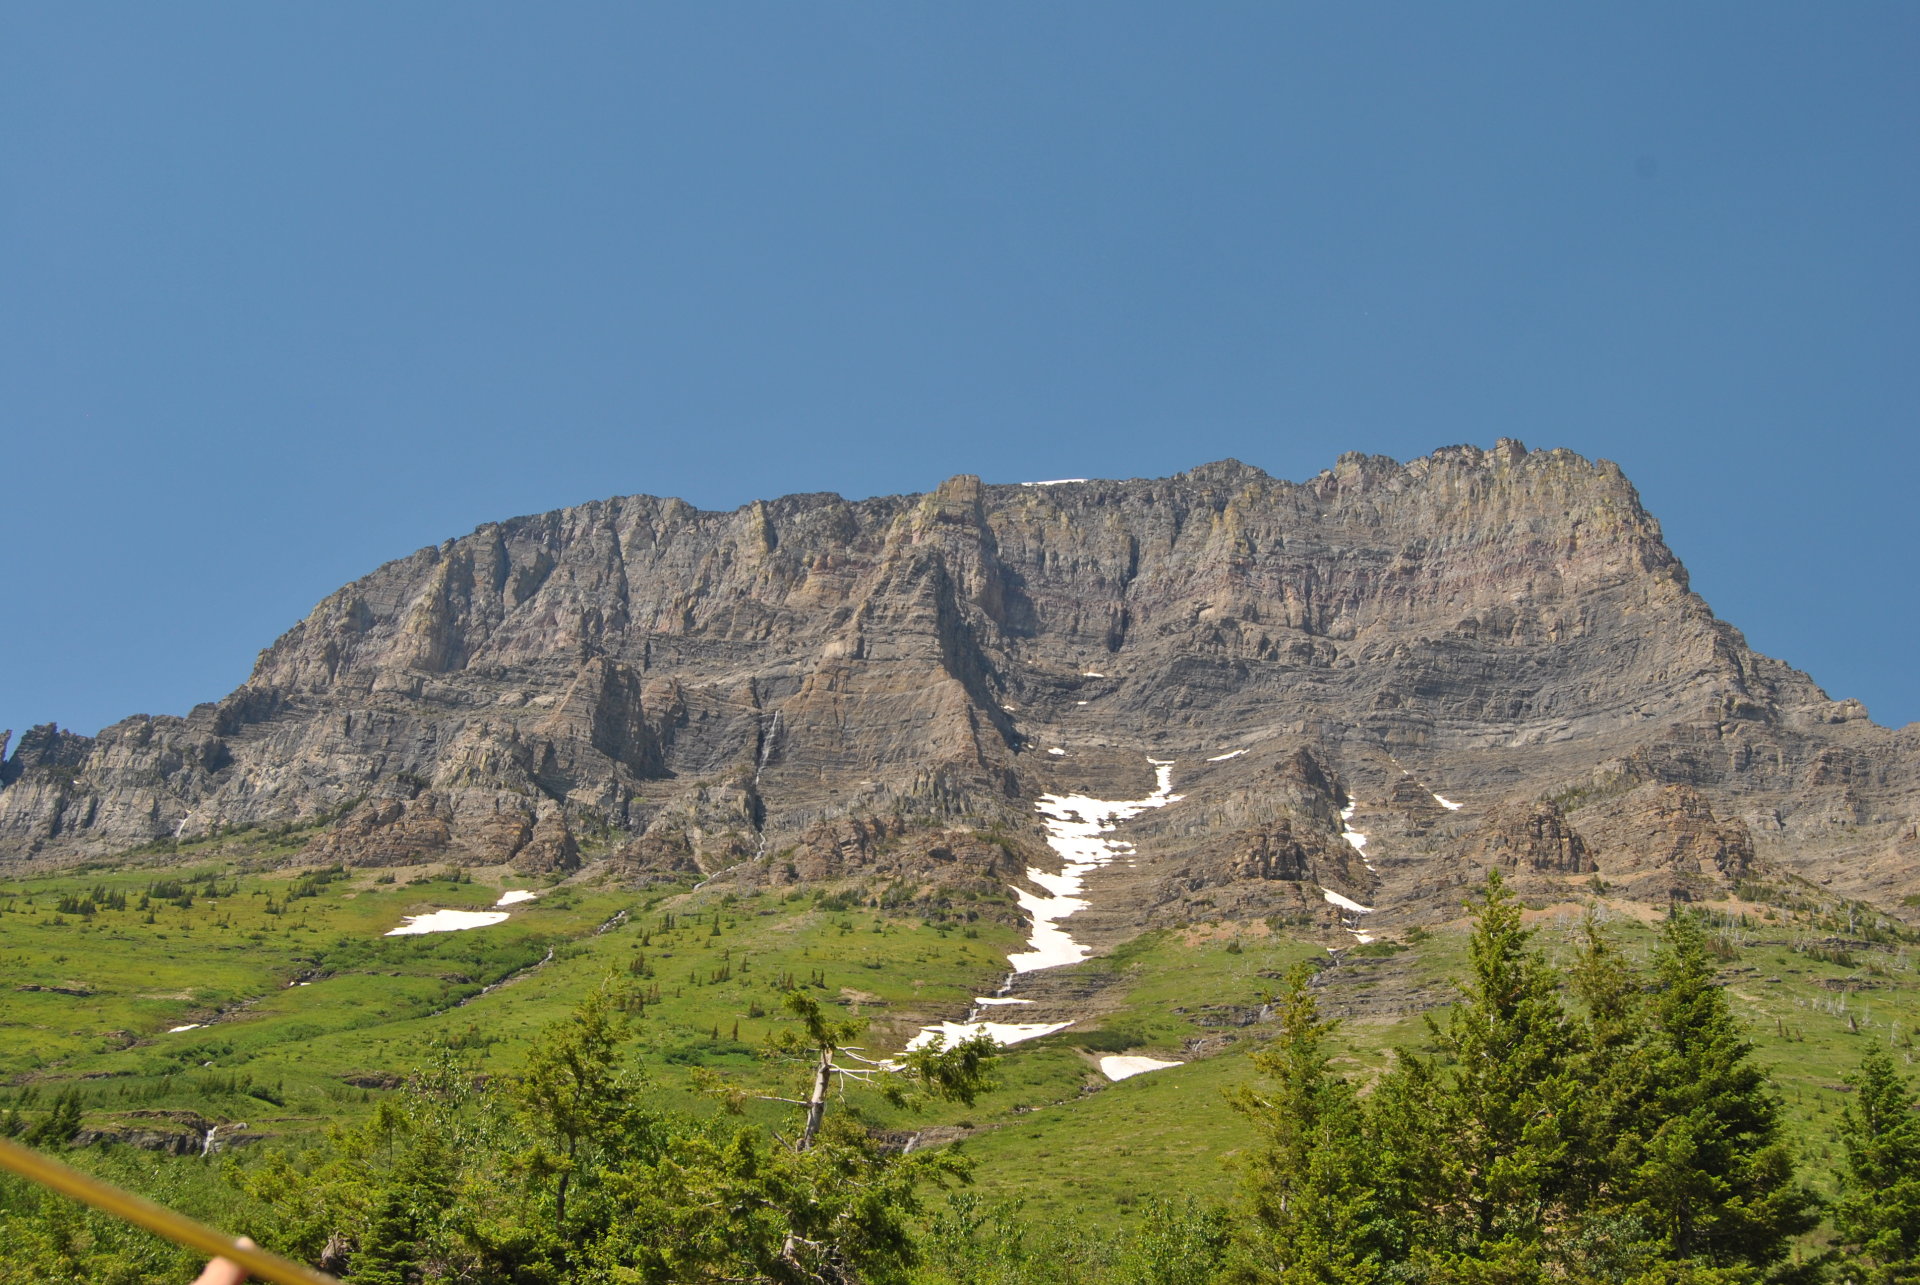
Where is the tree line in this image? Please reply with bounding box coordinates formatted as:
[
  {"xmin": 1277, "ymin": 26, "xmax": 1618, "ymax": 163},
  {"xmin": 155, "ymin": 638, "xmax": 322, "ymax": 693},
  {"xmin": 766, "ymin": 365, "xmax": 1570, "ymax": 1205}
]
[{"xmin": 5, "ymin": 873, "xmax": 1920, "ymax": 1282}]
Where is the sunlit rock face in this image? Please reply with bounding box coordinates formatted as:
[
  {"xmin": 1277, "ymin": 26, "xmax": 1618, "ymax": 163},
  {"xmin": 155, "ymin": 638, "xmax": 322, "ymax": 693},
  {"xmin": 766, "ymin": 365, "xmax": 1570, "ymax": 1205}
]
[{"xmin": 5, "ymin": 443, "xmax": 1917, "ymax": 915}]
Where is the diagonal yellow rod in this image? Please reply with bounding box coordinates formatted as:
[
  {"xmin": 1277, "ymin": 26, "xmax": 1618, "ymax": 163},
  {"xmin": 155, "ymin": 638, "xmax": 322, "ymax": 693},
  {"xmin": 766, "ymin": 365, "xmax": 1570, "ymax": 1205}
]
[{"xmin": 0, "ymin": 1135, "xmax": 339, "ymax": 1285}]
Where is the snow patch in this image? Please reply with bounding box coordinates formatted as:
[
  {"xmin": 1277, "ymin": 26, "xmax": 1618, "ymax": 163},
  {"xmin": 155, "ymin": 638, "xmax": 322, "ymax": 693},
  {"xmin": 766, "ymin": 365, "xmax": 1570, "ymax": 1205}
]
[
  {"xmin": 1339, "ymin": 803, "xmax": 1369, "ymax": 858},
  {"xmin": 495, "ymin": 890, "xmax": 538, "ymax": 907},
  {"xmin": 1099, "ymin": 1055, "xmax": 1182, "ymax": 1081},
  {"xmin": 1008, "ymin": 760, "xmax": 1181, "ymax": 972},
  {"xmin": 1047, "ymin": 747, "xmax": 1066, "ymax": 756},
  {"xmin": 1207, "ymin": 749, "xmax": 1247, "ymax": 762},
  {"xmin": 909, "ymin": 757, "xmax": 1184, "ymax": 1053},
  {"xmin": 1081, "ymin": 671, "xmax": 1105, "ymax": 678},
  {"xmin": 1433, "ymin": 793, "xmax": 1463, "ymax": 811},
  {"xmin": 167, "ymin": 1024, "xmax": 203, "ymax": 1033},
  {"xmin": 1021, "ymin": 479, "xmax": 1089, "ymax": 486},
  {"xmin": 906, "ymin": 1020, "xmax": 1071, "ymax": 1051},
  {"xmin": 1321, "ymin": 887, "xmax": 1374, "ymax": 915},
  {"xmin": 385, "ymin": 909, "xmax": 511, "ymax": 936}
]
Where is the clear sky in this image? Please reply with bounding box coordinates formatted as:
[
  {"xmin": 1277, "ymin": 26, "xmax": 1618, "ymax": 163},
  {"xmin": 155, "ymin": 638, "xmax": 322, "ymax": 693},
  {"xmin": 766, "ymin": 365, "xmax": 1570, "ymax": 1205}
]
[{"xmin": 4, "ymin": 4, "xmax": 1916, "ymax": 737}]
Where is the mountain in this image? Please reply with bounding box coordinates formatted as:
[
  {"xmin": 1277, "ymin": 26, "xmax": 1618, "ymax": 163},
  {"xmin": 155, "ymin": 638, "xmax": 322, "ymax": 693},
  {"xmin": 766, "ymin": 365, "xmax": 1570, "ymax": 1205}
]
[{"xmin": 6, "ymin": 441, "xmax": 1918, "ymax": 938}]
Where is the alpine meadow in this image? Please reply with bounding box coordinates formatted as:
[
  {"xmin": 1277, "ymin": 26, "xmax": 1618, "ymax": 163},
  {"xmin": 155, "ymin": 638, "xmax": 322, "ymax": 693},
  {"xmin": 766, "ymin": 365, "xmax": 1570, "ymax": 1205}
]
[{"xmin": 7, "ymin": 450, "xmax": 1920, "ymax": 1281}]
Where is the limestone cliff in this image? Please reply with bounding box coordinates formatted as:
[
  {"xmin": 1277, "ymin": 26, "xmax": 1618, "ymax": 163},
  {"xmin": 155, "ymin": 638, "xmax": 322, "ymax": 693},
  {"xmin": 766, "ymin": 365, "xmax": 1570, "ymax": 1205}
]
[{"xmin": 5, "ymin": 443, "xmax": 1915, "ymax": 920}]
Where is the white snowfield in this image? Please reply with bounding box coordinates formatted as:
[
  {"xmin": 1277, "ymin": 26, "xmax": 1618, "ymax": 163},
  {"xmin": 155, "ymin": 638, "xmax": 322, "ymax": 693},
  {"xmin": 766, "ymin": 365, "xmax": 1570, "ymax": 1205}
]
[
  {"xmin": 908, "ymin": 757, "xmax": 1188, "ymax": 1080},
  {"xmin": 1338, "ymin": 803, "xmax": 1369, "ymax": 854},
  {"xmin": 1009, "ymin": 761, "xmax": 1183, "ymax": 972},
  {"xmin": 167, "ymin": 1024, "xmax": 203, "ymax": 1033},
  {"xmin": 495, "ymin": 889, "xmax": 538, "ymax": 906},
  {"xmin": 1323, "ymin": 883, "xmax": 1378, "ymax": 947},
  {"xmin": 1321, "ymin": 887, "xmax": 1374, "ymax": 915},
  {"xmin": 385, "ymin": 909, "xmax": 511, "ymax": 936},
  {"xmin": 1021, "ymin": 479, "xmax": 1090, "ymax": 486},
  {"xmin": 1207, "ymin": 749, "xmax": 1247, "ymax": 762},
  {"xmin": 1433, "ymin": 793, "xmax": 1463, "ymax": 811},
  {"xmin": 906, "ymin": 1019, "xmax": 1072, "ymax": 1051},
  {"xmin": 1339, "ymin": 802, "xmax": 1377, "ymax": 875}
]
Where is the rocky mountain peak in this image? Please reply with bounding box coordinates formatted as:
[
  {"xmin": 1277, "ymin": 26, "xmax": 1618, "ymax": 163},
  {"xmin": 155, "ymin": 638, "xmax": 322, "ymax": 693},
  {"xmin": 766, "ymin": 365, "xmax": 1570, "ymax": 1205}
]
[
  {"xmin": 1176, "ymin": 458, "xmax": 1272, "ymax": 485},
  {"xmin": 4, "ymin": 447, "xmax": 1914, "ymax": 929}
]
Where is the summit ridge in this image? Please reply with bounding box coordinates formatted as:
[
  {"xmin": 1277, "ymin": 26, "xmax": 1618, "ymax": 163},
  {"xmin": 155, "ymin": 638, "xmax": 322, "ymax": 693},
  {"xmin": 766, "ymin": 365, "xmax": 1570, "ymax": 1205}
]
[{"xmin": 5, "ymin": 443, "xmax": 1915, "ymax": 937}]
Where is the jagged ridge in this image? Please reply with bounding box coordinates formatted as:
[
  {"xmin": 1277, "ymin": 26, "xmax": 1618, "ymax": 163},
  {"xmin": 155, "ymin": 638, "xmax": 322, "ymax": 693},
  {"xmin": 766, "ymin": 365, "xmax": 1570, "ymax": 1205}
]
[{"xmin": 5, "ymin": 442, "xmax": 1917, "ymax": 924}]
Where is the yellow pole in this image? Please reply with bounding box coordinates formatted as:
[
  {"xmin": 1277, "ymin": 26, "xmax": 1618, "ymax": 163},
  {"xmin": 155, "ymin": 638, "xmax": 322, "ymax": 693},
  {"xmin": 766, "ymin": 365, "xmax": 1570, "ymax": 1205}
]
[{"xmin": 0, "ymin": 1135, "xmax": 339, "ymax": 1285}]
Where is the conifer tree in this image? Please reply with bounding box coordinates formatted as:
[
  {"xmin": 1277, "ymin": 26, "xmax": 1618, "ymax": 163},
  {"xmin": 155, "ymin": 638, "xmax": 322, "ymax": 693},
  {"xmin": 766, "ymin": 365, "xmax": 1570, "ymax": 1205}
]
[
  {"xmin": 1621, "ymin": 912, "xmax": 1816, "ymax": 1273},
  {"xmin": 348, "ymin": 1132, "xmax": 455, "ymax": 1285},
  {"xmin": 512, "ymin": 980, "xmax": 657, "ymax": 1252},
  {"xmin": 1563, "ymin": 909, "xmax": 1647, "ymax": 1213},
  {"xmin": 1230, "ymin": 963, "xmax": 1384, "ymax": 1283},
  {"xmin": 1380, "ymin": 870, "xmax": 1578, "ymax": 1277},
  {"xmin": 22, "ymin": 1088, "xmax": 83, "ymax": 1149},
  {"xmin": 1835, "ymin": 1044, "xmax": 1920, "ymax": 1282}
]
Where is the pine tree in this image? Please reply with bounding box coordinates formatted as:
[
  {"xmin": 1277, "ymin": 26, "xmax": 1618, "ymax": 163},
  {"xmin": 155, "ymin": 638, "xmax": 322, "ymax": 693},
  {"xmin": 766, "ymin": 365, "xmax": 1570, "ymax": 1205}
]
[
  {"xmin": 349, "ymin": 1134, "xmax": 454, "ymax": 1285},
  {"xmin": 1404, "ymin": 871, "xmax": 1577, "ymax": 1274},
  {"xmin": 512, "ymin": 980, "xmax": 656, "ymax": 1252},
  {"xmin": 1835, "ymin": 1044, "xmax": 1920, "ymax": 1282},
  {"xmin": 1230, "ymin": 963, "xmax": 1385, "ymax": 1283},
  {"xmin": 1620, "ymin": 911, "xmax": 1816, "ymax": 1272},
  {"xmin": 1563, "ymin": 909, "xmax": 1647, "ymax": 1210},
  {"xmin": 22, "ymin": 1088, "xmax": 82, "ymax": 1148}
]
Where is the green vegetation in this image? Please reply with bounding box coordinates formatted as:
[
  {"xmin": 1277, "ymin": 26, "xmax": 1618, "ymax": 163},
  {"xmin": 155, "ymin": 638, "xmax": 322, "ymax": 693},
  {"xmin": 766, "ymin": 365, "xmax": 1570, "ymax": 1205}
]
[
  {"xmin": 1235, "ymin": 874, "xmax": 1819, "ymax": 1280},
  {"xmin": 9, "ymin": 847, "xmax": 1920, "ymax": 1280}
]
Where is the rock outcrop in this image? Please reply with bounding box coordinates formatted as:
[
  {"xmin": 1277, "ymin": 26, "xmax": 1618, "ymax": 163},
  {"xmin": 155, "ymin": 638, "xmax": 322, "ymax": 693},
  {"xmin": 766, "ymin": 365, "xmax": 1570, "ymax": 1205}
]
[
  {"xmin": 1463, "ymin": 802, "xmax": 1596, "ymax": 876},
  {"xmin": 5, "ymin": 443, "xmax": 1916, "ymax": 921}
]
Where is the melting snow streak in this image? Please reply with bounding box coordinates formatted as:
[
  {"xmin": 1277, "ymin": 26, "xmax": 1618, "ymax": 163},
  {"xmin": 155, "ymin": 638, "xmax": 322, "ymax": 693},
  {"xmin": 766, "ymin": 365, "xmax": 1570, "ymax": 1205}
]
[
  {"xmin": 908, "ymin": 758, "xmax": 1186, "ymax": 1069},
  {"xmin": 1009, "ymin": 760, "xmax": 1182, "ymax": 972},
  {"xmin": 1321, "ymin": 887, "xmax": 1374, "ymax": 915}
]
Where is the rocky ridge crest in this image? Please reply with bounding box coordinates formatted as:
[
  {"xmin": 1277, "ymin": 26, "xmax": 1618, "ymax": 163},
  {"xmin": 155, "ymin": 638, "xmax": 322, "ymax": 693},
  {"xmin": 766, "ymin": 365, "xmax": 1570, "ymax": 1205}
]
[{"xmin": 6, "ymin": 443, "xmax": 1916, "ymax": 928}]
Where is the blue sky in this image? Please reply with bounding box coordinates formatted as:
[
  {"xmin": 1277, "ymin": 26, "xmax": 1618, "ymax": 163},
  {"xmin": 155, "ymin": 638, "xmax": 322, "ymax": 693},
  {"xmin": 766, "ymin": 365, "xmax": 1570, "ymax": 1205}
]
[{"xmin": 4, "ymin": 3, "xmax": 1916, "ymax": 736}]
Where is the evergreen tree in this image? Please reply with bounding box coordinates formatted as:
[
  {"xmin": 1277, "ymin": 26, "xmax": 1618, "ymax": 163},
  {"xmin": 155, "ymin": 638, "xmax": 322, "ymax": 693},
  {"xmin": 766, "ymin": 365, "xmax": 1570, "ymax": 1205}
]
[
  {"xmin": 1230, "ymin": 963, "xmax": 1384, "ymax": 1284},
  {"xmin": 1835, "ymin": 1044, "xmax": 1920, "ymax": 1282},
  {"xmin": 510, "ymin": 978, "xmax": 657, "ymax": 1259},
  {"xmin": 348, "ymin": 1143, "xmax": 450, "ymax": 1285},
  {"xmin": 1379, "ymin": 871, "xmax": 1578, "ymax": 1278},
  {"xmin": 1554, "ymin": 910, "xmax": 1672, "ymax": 1280},
  {"xmin": 1620, "ymin": 912, "xmax": 1816, "ymax": 1275},
  {"xmin": 22, "ymin": 1088, "xmax": 83, "ymax": 1148}
]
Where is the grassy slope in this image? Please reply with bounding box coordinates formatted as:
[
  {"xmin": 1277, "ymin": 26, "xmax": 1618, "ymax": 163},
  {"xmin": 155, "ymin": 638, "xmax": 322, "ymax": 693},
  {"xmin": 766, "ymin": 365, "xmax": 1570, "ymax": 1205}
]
[{"xmin": 5, "ymin": 842, "xmax": 1918, "ymax": 1226}]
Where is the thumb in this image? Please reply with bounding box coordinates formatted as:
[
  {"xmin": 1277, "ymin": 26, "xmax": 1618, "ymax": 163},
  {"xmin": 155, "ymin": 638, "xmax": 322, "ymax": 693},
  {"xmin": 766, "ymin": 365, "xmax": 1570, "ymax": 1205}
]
[{"xmin": 190, "ymin": 1236, "xmax": 256, "ymax": 1285}]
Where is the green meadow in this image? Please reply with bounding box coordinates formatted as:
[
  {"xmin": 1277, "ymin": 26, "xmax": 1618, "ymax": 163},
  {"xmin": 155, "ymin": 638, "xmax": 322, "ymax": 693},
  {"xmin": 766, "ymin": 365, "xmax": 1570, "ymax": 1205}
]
[{"xmin": 5, "ymin": 840, "xmax": 1919, "ymax": 1229}]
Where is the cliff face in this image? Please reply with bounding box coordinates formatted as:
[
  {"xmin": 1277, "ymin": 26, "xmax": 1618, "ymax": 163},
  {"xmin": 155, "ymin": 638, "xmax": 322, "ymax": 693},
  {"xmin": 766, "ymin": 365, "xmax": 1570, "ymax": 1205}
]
[{"xmin": 5, "ymin": 442, "xmax": 1915, "ymax": 916}]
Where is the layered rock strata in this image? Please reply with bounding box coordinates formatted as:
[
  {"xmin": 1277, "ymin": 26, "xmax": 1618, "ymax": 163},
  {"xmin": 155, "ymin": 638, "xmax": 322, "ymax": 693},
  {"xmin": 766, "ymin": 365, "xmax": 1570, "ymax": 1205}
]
[{"xmin": 4, "ymin": 443, "xmax": 1916, "ymax": 921}]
